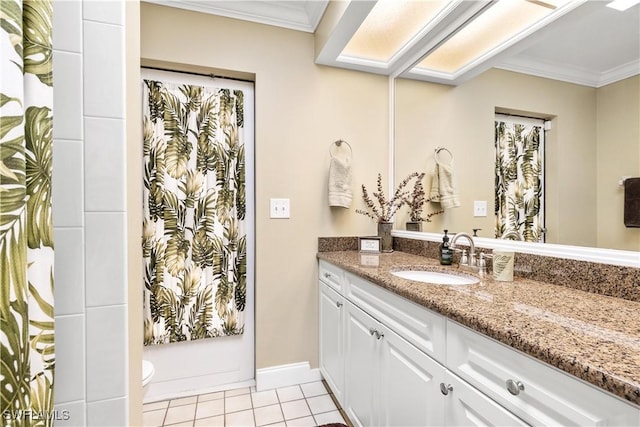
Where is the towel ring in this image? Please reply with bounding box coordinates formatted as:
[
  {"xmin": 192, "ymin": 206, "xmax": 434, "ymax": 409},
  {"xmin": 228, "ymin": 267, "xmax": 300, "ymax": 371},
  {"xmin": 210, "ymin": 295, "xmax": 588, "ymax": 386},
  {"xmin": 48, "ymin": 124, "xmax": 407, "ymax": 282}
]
[
  {"xmin": 435, "ymin": 147, "xmax": 453, "ymax": 165},
  {"xmin": 330, "ymin": 139, "xmax": 352, "ymax": 158}
]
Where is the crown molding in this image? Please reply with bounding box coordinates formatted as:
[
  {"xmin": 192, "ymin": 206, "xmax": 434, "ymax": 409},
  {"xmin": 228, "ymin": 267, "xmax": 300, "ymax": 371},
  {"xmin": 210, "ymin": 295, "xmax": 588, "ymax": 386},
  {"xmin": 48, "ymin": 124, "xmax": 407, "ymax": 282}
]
[
  {"xmin": 598, "ymin": 59, "xmax": 640, "ymax": 87},
  {"xmin": 143, "ymin": 0, "xmax": 329, "ymax": 33},
  {"xmin": 496, "ymin": 56, "xmax": 640, "ymax": 88}
]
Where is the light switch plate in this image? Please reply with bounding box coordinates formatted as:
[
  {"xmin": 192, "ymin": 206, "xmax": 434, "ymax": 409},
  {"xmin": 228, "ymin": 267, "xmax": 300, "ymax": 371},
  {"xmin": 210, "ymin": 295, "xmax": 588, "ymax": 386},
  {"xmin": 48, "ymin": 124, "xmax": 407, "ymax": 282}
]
[
  {"xmin": 270, "ymin": 198, "xmax": 290, "ymax": 218},
  {"xmin": 473, "ymin": 200, "xmax": 487, "ymax": 217}
]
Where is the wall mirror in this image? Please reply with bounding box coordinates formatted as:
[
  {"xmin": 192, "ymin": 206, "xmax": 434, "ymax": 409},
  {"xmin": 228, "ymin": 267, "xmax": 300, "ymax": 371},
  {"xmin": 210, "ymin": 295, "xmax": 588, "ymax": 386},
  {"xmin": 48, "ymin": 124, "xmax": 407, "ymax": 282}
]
[{"xmin": 392, "ymin": 0, "xmax": 639, "ymax": 256}]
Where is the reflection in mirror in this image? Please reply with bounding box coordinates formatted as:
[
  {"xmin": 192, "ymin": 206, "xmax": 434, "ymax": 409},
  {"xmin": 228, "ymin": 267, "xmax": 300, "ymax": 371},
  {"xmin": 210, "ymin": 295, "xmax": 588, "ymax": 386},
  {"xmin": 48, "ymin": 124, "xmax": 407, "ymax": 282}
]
[
  {"xmin": 393, "ymin": 3, "xmax": 640, "ymax": 252},
  {"xmin": 494, "ymin": 115, "xmax": 545, "ymax": 243},
  {"xmin": 395, "ymin": 70, "xmax": 639, "ymax": 251}
]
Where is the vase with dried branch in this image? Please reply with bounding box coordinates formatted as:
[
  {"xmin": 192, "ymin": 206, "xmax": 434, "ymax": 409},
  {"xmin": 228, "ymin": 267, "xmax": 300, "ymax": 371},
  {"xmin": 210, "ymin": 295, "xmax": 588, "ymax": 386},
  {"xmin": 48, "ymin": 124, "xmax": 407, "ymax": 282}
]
[
  {"xmin": 403, "ymin": 172, "xmax": 444, "ymax": 231},
  {"xmin": 356, "ymin": 172, "xmax": 419, "ymax": 252}
]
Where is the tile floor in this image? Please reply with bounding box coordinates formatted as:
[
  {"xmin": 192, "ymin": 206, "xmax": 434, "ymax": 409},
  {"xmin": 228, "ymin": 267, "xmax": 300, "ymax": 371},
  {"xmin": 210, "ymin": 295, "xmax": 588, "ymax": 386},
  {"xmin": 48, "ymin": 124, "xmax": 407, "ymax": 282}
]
[{"xmin": 143, "ymin": 381, "xmax": 350, "ymax": 427}]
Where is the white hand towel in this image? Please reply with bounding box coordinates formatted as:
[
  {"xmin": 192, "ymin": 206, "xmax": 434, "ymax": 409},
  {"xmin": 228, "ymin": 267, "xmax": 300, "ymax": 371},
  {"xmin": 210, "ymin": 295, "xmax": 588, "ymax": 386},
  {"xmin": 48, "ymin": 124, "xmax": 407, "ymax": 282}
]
[
  {"xmin": 430, "ymin": 163, "xmax": 460, "ymax": 209},
  {"xmin": 329, "ymin": 155, "xmax": 352, "ymax": 208},
  {"xmin": 429, "ymin": 166, "xmax": 441, "ymax": 202}
]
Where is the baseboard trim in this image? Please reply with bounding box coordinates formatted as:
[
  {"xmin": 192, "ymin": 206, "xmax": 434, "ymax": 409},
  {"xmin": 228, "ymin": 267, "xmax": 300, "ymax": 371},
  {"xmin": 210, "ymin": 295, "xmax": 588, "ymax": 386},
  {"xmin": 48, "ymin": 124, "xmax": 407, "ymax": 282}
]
[
  {"xmin": 256, "ymin": 362, "xmax": 322, "ymax": 391},
  {"xmin": 144, "ymin": 377, "xmax": 255, "ymax": 404}
]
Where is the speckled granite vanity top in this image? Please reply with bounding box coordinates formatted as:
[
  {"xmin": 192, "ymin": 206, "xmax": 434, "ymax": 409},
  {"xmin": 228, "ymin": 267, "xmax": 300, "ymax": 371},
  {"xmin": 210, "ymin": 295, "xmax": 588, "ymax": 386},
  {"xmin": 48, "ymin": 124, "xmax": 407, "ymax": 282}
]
[{"xmin": 317, "ymin": 250, "xmax": 640, "ymax": 406}]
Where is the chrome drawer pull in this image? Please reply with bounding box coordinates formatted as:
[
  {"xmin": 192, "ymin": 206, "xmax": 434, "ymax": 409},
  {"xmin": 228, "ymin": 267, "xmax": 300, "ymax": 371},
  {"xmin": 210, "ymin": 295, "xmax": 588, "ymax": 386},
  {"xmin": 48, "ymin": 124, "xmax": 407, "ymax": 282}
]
[
  {"xmin": 506, "ymin": 379, "xmax": 525, "ymax": 395},
  {"xmin": 440, "ymin": 383, "xmax": 453, "ymax": 395},
  {"xmin": 336, "ymin": 301, "xmax": 343, "ymax": 308},
  {"xmin": 323, "ymin": 272, "xmax": 331, "ymax": 279},
  {"xmin": 369, "ymin": 327, "xmax": 376, "ymax": 336}
]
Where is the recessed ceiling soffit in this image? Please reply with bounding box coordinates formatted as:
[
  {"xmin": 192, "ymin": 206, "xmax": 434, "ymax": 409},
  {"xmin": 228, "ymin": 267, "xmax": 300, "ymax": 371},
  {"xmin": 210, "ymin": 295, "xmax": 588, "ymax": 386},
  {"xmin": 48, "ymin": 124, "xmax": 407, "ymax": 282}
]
[{"xmin": 315, "ymin": 0, "xmax": 640, "ymax": 87}]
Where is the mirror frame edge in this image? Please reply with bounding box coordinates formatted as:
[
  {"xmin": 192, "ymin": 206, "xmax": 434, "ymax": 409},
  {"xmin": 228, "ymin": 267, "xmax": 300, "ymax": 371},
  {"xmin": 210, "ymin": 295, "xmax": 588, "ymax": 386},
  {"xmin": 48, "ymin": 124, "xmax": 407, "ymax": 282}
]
[{"xmin": 393, "ymin": 230, "xmax": 640, "ymax": 268}]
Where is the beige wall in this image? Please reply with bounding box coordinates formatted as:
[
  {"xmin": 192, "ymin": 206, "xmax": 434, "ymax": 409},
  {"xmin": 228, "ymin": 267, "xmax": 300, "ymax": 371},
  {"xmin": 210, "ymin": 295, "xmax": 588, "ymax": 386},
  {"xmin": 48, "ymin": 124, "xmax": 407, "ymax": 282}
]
[
  {"xmin": 140, "ymin": 3, "xmax": 389, "ymax": 370},
  {"xmin": 395, "ymin": 68, "xmax": 640, "ymax": 250},
  {"xmin": 596, "ymin": 76, "xmax": 640, "ymax": 251}
]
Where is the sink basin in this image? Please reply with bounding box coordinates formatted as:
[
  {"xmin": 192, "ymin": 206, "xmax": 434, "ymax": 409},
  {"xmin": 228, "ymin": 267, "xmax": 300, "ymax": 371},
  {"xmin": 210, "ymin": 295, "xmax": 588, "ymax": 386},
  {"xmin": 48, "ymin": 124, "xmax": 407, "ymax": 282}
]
[{"xmin": 391, "ymin": 270, "xmax": 479, "ymax": 286}]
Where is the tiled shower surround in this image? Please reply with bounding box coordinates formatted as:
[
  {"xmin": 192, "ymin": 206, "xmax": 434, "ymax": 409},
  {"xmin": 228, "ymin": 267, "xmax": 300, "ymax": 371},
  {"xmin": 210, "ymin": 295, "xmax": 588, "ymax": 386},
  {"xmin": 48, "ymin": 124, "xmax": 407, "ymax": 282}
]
[
  {"xmin": 318, "ymin": 236, "xmax": 640, "ymax": 302},
  {"xmin": 52, "ymin": 1, "xmax": 128, "ymax": 425}
]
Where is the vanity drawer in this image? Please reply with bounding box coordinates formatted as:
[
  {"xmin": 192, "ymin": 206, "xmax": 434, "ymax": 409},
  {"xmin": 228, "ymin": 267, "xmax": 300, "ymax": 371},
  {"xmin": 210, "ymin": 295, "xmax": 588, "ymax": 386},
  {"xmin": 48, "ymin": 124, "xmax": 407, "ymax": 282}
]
[
  {"xmin": 447, "ymin": 321, "xmax": 639, "ymax": 427},
  {"xmin": 319, "ymin": 260, "xmax": 346, "ymax": 294},
  {"xmin": 345, "ymin": 271, "xmax": 446, "ymax": 363}
]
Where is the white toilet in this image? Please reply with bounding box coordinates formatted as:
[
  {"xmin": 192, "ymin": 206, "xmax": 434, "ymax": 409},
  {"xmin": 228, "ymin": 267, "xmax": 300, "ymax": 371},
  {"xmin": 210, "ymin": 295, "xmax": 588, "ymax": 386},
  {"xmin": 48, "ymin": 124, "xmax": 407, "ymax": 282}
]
[{"xmin": 142, "ymin": 360, "xmax": 155, "ymax": 397}]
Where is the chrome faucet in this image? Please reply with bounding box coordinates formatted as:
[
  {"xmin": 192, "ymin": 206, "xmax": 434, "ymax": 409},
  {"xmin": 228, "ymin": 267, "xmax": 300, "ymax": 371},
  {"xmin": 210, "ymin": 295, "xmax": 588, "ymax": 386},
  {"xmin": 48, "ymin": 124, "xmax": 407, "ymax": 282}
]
[{"xmin": 449, "ymin": 232, "xmax": 477, "ymax": 271}]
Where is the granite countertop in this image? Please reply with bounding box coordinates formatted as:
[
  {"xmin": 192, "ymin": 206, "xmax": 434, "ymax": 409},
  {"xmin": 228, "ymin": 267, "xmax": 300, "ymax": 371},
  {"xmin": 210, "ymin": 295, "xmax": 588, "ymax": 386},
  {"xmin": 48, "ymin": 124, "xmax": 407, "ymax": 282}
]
[{"xmin": 317, "ymin": 250, "xmax": 640, "ymax": 407}]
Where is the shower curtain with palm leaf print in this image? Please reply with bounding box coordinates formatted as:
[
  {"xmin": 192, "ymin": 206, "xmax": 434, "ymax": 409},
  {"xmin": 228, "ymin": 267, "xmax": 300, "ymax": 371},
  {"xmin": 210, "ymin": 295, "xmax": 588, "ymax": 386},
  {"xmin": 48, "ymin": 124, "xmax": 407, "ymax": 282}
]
[
  {"xmin": 494, "ymin": 115, "xmax": 545, "ymax": 242},
  {"xmin": 1, "ymin": 0, "xmax": 55, "ymax": 423},
  {"xmin": 142, "ymin": 79, "xmax": 247, "ymax": 345}
]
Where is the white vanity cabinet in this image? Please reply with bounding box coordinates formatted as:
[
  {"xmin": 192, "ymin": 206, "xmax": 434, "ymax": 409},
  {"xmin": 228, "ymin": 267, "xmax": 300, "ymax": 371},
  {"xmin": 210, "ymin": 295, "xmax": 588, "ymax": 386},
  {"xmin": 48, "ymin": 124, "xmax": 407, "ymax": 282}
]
[
  {"xmin": 344, "ymin": 299, "xmax": 446, "ymax": 427},
  {"xmin": 317, "ymin": 260, "xmax": 640, "ymax": 427},
  {"xmin": 318, "ymin": 261, "xmax": 346, "ymax": 404},
  {"xmin": 319, "ymin": 282, "xmax": 345, "ymax": 404}
]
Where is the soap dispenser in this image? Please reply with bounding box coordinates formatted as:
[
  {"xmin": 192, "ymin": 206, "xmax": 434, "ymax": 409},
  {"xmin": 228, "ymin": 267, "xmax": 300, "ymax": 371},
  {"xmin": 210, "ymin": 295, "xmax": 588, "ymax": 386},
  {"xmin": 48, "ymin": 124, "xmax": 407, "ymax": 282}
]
[{"xmin": 440, "ymin": 230, "xmax": 453, "ymax": 265}]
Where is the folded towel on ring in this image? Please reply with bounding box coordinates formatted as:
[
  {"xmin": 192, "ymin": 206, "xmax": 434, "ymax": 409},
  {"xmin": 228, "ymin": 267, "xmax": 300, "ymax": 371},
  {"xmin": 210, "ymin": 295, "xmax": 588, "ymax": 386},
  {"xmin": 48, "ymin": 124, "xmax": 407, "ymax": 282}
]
[
  {"xmin": 430, "ymin": 162, "xmax": 460, "ymax": 209},
  {"xmin": 328, "ymin": 155, "xmax": 352, "ymax": 208}
]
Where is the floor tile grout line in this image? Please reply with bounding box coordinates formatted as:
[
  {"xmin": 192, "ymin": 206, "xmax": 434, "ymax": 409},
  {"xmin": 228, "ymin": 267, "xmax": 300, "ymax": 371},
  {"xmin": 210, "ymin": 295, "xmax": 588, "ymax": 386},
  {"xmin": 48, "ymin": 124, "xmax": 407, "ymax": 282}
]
[
  {"xmin": 151, "ymin": 380, "xmax": 347, "ymax": 427},
  {"xmin": 161, "ymin": 404, "xmax": 167, "ymax": 427}
]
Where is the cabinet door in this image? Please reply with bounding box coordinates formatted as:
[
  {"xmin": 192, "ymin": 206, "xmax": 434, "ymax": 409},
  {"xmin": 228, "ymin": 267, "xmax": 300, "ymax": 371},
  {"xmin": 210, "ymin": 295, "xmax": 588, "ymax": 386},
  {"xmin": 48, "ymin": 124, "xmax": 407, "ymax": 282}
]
[
  {"xmin": 444, "ymin": 372, "xmax": 528, "ymax": 427},
  {"xmin": 378, "ymin": 323, "xmax": 446, "ymax": 427},
  {"xmin": 319, "ymin": 282, "xmax": 345, "ymax": 404},
  {"xmin": 344, "ymin": 301, "xmax": 378, "ymax": 427}
]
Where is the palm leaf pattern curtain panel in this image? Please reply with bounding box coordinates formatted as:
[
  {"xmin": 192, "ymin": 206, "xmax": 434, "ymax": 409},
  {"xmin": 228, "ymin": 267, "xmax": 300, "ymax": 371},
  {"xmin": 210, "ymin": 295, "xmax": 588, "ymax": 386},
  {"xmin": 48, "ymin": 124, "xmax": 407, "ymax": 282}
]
[
  {"xmin": 1, "ymin": 0, "xmax": 55, "ymax": 423},
  {"xmin": 142, "ymin": 80, "xmax": 247, "ymax": 345},
  {"xmin": 494, "ymin": 115, "xmax": 545, "ymax": 242}
]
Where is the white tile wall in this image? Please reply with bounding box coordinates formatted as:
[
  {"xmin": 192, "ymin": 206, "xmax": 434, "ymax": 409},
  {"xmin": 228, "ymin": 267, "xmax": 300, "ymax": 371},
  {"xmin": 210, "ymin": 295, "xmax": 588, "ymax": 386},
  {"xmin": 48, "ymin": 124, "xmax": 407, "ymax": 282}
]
[
  {"xmin": 52, "ymin": 139, "xmax": 83, "ymax": 227},
  {"xmin": 54, "ymin": 401, "xmax": 86, "ymax": 427},
  {"xmin": 53, "ymin": 228, "xmax": 85, "ymax": 315},
  {"xmin": 53, "ymin": 51, "xmax": 83, "ymax": 140},
  {"xmin": 54, "ymin": 315, "xmax": 86, "ymax": 404},
  {"xmin": 85, "ymin": 213, "xmax": 126, "ymax": 306},
  {"xmin": 83, "ymin": 21, "xmax": 125, "ymax": 119},
  {"xmin": 86, "ymin": 305, "xmax": 127, "ymax": 401},
  {"xmin": 52, "ymin": 0, "xmax": 82, "ymax": 53},
  {"xmin": 53, "ymin": 1, "xmax": 128, "ymax": 425},
  {"xmin": 87, "ymin": 397, "xmax": 128, "ymax": 427},
  {"xmin": 83, "ymin": 0, "xmax": 125, "ymax": 25},
  {"xmin": 84, "ymin": 118, "xmax": 126, "ymax": 211}
]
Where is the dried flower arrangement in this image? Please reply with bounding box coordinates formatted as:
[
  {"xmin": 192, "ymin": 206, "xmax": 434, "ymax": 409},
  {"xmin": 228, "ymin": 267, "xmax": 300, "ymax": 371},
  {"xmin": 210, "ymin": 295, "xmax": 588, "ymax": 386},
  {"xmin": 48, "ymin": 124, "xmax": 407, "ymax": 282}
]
[
  {"xmin": 356, "ymin": 172, "xmax": 420, "ymax": 223},
  {"xmin": 403, "ymin": 172, "xmax": 444, "ymax": 222}
]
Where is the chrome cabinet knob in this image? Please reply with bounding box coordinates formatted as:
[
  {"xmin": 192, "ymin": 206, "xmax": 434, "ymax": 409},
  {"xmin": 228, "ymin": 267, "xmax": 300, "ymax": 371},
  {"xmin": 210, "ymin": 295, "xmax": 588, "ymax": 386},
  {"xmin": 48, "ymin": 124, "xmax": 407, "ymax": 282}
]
[
  {"xmin": 440, "ymin": 383, "xmax": 453, "ymax": 395},
  {"xmin": 368, "ymin": 328, "xmax": 384, "ymax": 339},
  {"xmin": 323, "ymin": 272, "xmax": 331, "ymax": 278},
  {"xmin": 506, "ymin": 379, "xmax": 525, "ymax": 395},
  {"xmin": 336, "ymin": 301, "xmax": 343, "ymax": 308}
]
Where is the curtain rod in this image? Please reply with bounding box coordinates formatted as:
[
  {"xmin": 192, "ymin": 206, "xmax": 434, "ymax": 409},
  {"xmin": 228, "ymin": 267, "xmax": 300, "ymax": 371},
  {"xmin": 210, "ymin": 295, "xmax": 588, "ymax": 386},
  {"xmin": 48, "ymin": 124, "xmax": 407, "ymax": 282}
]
[{"xmin": 141, "ymin": 65, "xmax": 254, "ymax": 84}]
